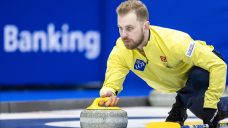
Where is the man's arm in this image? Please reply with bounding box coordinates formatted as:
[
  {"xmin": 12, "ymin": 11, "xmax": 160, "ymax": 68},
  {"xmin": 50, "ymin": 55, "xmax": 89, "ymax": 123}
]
[
  {"xmin": 99, "ymin": 45, "xmax": 129, "ymax": 106},
  {"xmin": 171, "ymin": 34, "xmax": 226, "ymax": 127},
  {"xmin": 170, "ymin": 32, "xmax": 227, "ymax": 109},
  {"xmin": 183, "ymin": 41, "xmax": 227, "ymax": 109}
]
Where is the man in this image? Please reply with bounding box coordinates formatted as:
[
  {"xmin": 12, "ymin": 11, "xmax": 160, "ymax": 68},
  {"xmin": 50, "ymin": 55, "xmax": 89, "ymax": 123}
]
[{"xmin": 99, "ymin": 0, "xmax": 228, "ymax": 128}]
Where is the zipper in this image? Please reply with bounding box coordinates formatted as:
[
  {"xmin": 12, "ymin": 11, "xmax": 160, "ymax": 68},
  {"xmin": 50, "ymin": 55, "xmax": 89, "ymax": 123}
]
[{"xmin": 136, "ymin": 49, "xmax": 149, "ymax": 64}]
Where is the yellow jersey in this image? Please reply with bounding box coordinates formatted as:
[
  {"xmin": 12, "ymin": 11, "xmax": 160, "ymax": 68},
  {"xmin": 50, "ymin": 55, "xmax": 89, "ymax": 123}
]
[{"xmin": 101, "ymin": 26, "xmax": 227, "ymax": 109}]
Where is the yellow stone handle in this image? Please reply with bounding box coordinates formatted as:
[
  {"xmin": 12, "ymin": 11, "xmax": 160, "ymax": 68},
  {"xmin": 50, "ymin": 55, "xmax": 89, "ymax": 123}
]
[{"xmin": 86, "ymin": 97, "xmax": 121, "ymax": 110}]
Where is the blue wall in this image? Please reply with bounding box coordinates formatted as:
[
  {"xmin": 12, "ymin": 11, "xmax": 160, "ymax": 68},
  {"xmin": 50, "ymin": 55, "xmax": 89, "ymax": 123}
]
[
  {"xmin": 0, "ymin": 0, "xmax": 227, "ymax": 88},
  {"xmin": 0, "ymin": 0, "xmax": 105, "ymax": 85}
]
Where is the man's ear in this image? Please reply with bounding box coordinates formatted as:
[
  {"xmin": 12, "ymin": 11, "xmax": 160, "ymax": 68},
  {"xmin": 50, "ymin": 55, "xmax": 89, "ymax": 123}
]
[
  {"xmin": 143, "ymin": 21, "xmax": 150, "ymax": 33},
  {"xmin": 144, "ymin": 21, "xmax": 150, "ymax": 30}
]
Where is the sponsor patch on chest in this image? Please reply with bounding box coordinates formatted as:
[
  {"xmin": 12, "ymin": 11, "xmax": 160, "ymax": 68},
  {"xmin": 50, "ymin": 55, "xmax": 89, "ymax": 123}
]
[{"xmin": 160, "ymin": 56, "xmax": 167, "ymax": 62}]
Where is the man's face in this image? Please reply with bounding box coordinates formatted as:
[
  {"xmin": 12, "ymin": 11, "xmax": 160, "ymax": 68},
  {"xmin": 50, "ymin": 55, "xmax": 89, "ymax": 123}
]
[{"xmin": 118, "ymin": 12, "xmax": 145, "ymax": 49}]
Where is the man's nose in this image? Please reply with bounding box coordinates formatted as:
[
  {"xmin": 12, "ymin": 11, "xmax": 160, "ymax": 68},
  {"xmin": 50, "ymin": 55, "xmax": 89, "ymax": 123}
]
[{"xmin": 121, "ymin": 30, "xmax": 128, "ymax": 38}]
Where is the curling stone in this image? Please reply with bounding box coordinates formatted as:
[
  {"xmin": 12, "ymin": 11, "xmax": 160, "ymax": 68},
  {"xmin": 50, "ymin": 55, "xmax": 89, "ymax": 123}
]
[{"xmin": 80, "ymin": 97, "xmax": 128, "ymax": 128}]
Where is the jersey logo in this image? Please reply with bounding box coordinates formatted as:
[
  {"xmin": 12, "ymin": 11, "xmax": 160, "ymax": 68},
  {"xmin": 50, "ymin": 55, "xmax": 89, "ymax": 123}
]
[
  {"xmin": 134, "ymin": 59, "xmax": 146, "ymax": 71},
  {"xmin": 160, "ymin": 56, "xmax": 167, "ymax": 62},
  {"xmin": 185, "ymin": 41, "xmax": 196, "ymax": 57}
]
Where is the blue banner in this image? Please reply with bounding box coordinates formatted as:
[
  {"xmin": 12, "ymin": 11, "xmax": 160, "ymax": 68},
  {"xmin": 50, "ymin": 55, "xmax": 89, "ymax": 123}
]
[
  {"xmin": 0, "ymin": 0, "xmax": 104, "ymax": 85},
  {"xmin": 0, "ymin": 0, "xmax": 227, "ymax": 86}
]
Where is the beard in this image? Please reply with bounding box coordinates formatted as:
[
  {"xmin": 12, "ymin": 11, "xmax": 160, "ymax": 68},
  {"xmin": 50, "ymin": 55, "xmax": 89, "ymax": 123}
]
[{"xmin": 122, "ymin": 29, "xmax": 144, "ymax": 50}]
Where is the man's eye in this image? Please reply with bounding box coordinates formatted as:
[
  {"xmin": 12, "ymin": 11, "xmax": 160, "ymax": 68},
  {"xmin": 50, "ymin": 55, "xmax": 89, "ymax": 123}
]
[{"xmin": 126, "ymin": 27, "xmax": 133, "ymax": 31}]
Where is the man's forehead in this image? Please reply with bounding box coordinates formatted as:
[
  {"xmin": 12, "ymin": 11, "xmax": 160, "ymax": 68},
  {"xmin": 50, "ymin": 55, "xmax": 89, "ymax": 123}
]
[
  {"xmin": 118, "ymin": 23, "xmax": 135, "ymax": 27},
  {"xmin": 118, "ymin": 12, "xmax": 139, "ymax": 27}
]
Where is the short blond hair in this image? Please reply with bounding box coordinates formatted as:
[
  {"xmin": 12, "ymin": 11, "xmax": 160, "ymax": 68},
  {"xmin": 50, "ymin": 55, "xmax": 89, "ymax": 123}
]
[{"xmin": 116, "ymin": 0, "xmax": 149, "ymax": 22}]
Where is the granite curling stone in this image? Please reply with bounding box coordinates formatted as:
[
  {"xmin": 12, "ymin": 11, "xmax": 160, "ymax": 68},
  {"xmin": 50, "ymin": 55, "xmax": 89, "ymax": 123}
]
[{"xmin": 80, "ymin": 97, "xmax": 128, "ymax": 128}]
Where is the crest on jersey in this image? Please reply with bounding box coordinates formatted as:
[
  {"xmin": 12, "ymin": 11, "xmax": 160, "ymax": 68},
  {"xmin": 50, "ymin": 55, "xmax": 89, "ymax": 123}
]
[{"xmin": 134, "ymin": 59, "xmax": 146, "ymax": 71}]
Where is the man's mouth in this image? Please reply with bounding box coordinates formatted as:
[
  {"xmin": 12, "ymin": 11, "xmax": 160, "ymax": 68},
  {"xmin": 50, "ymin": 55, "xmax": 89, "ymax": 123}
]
[{"xmin": 123, "ymin": 39, "xmax": 131, "ymax": 43}]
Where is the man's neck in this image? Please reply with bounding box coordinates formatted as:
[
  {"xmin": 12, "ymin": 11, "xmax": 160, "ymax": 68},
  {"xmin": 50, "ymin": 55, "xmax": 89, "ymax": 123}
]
[{"xmin": 137, "ymin": 29, "xmax": 150, "ymax": 51}]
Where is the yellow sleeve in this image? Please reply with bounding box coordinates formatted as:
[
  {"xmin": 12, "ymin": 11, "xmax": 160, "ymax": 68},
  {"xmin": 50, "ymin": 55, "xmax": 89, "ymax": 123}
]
[
  {"xmin": 190, "ymin": 42, "xmax": 226, "ymax": 109},
  {"xmin": 171, "ymin": 34, "xmax": 227, "ymax": 109},
  {"xmin": 101, "ymin": 44, "xmax": 129, "ymax": 95}
]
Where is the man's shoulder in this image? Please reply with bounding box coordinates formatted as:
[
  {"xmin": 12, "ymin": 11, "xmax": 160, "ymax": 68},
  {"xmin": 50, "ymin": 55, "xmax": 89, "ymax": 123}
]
[
  {"xmin": 111, "ymin": 37, "xmax": 132, "ymax": 57},
  {"xmin": 150, "ymin": 25, "xmax": 193, "ymax": 51},
  {"xmin": 150, "ymin": 25, "xmax": 190, "ymax": 38},
  {"xmin": 116, "ymin": 37, "xmax": 127, "ymax": 49}
]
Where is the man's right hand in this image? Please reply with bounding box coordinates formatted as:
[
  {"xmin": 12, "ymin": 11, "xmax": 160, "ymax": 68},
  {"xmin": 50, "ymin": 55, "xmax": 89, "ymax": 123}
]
[{"xmin": 99, "ymin": 89, "xmax": 119, "ymax": 107}]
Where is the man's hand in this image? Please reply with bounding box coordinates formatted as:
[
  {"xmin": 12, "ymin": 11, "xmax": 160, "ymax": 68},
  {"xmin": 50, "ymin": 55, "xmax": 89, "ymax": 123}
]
[
  {"xmin": 99, "ymin": 89, "xmax": 119, "ymax": 107},
  {"xmin": 202, "ymin": 108, "xmax": 219, "ymax": 128}
]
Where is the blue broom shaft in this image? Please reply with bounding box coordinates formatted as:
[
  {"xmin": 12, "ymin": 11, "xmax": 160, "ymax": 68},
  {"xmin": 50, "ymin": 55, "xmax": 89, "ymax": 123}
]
[
  {"xmin": 181, "ymin": 122, "xmax": 228, "ymax": 128},
  {"xmin": 181, "ymin": 124, "xmax": 209, "ymax": 128}
]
